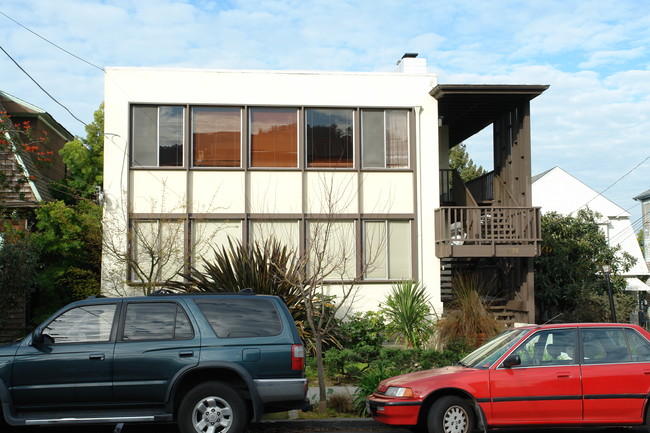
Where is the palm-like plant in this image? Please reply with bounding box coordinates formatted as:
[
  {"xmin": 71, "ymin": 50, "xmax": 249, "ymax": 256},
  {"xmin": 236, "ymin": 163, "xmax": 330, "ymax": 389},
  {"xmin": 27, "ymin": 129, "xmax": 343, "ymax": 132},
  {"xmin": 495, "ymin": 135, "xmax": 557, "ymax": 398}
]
[{"xmin": 382, "ymin": 280, "xmax": 433, "ymax": 349}]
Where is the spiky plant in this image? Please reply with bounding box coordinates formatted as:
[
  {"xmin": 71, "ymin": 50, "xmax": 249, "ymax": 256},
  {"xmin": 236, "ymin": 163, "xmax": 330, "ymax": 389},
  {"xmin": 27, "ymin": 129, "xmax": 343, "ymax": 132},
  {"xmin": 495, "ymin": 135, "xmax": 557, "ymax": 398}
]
[
  {"xmin": 167, "ymin": 237, "xmax": 339, "ymax": 351},
  {"xmin": 436, "ymin": 272, "xmax": 503, "ymax": 349},
  {"xmin": 382, "ymin": 280, "xmax": 434, "ymax": 349}
]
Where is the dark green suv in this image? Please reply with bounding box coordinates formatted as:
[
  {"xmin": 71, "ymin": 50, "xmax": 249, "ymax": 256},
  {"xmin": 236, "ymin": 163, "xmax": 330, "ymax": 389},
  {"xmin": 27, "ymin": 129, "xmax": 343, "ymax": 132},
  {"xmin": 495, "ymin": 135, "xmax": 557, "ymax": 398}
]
[{"xmin": 0, "ymin": 291, "xmax": 308, "ymax": 433}]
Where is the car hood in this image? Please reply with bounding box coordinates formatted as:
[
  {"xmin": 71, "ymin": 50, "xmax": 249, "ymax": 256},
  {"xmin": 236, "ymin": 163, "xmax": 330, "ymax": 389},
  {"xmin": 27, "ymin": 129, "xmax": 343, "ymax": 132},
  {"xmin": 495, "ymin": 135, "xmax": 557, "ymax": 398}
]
[{"xmin": 377, "ymin": 365, "xmax": 488, "ymax": 398}]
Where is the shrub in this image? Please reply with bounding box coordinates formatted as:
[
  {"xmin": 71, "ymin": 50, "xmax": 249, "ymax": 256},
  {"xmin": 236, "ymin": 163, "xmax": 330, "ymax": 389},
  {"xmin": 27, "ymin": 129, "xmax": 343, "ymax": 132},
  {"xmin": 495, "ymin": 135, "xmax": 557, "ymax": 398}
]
[
  {"xmin": 436, "ymin": 273, "xmax": 503, "ymax": 349},
  {"xmin": 327, "ymin": 393, "xmax": 355, "ymax": 414},
  {"xmin": 382, "ymin": 280, "xmax": 434, "ymax": 349}
]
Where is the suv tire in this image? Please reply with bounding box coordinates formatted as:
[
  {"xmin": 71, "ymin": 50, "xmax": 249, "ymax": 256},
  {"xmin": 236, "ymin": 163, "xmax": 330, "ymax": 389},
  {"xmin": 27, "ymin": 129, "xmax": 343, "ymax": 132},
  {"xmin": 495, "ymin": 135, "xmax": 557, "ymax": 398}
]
[{"xmin": 178, "ymin": 381, "xmax": 247, "ymax": 433}]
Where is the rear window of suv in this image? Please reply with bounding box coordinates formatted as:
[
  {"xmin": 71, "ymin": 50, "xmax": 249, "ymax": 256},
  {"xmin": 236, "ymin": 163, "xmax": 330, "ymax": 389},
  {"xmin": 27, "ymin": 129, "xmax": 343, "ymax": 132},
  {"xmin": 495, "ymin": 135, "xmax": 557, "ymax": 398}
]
[{"xmin": 195, "ymin": 298, "xmax": 283, "ymax": 338}]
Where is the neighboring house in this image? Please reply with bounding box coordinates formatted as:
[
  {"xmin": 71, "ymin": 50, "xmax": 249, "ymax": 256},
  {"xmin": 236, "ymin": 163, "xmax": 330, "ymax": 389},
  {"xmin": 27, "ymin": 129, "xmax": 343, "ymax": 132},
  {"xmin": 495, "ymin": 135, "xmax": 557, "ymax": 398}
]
[
  {"xmin": 0, "ymin": 90, "xmax": 71, "ymax": 228},
  {"xmin": 102, "ymin": 55, "xmax": 547, "ymax": 322},
  {"xmin": 532, "ymin": 167, "xmax": 650, "ymax": 291},
  {"xmin": 0, "ymin": 90, "xmax": 73, "ymax": 342},
  {"xmin": 634, "ymin": 189, "xmax": 650, "ymax": 270}
]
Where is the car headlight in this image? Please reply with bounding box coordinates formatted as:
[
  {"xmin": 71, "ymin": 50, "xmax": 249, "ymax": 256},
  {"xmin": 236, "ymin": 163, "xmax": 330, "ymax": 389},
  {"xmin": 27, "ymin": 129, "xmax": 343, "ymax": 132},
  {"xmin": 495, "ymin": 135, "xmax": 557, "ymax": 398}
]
[{"xmin": 384, "ymin": 386, "xmax": 414, "ymax": 397}]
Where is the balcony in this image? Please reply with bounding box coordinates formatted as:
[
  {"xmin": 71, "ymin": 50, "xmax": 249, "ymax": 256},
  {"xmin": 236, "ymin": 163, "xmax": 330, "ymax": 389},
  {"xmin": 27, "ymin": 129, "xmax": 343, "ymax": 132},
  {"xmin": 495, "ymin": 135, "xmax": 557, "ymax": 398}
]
[{"xmin": 435, "ymin": 206, "xmax": 541, "ymax": 258}]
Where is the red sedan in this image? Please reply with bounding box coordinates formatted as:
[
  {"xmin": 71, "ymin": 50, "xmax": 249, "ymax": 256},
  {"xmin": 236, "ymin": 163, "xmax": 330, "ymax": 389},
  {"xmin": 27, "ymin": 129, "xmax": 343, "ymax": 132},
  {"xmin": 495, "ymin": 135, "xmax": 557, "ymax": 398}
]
[{"xmin": 366, "ymin": 323, "xmax": 650, "ymax": 433}]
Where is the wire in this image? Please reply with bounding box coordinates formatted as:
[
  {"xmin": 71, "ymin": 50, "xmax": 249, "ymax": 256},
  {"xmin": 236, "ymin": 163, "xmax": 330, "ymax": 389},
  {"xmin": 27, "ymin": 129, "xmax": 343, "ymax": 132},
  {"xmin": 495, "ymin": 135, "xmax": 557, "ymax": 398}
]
[
  {"xmin": 0, "ymin": 10, "xmax": 103, "ymax": 72},
  {"xmin": 580, "ymin": 156, "xmax": 650, "ymax": 211},
  {"xmin": 0, "ymin": 44, "xmax": 88, "ymax": 127}
]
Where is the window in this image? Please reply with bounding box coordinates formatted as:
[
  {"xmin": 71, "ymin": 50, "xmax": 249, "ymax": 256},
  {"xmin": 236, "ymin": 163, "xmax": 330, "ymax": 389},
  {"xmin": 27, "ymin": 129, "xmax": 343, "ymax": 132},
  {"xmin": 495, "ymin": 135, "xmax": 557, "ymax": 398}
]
[
  {"xmin": 362, "ymin": 109, "xmax": 409, "ymax": 168},
  {"xmin": 131, "ymin": 219, "xmax": 185, "ymax": 283},
  {"xmin": 44, "ymin": 304, "xmax": 117, "ymax": 344},
  {"xmin": 122, "ymin": 303, "xmax": 193, "ymax": 341},
  {"xmin": 582, "ymin": 328, "xmax": 631, "ymax": 364},
  {"xmin": 511, "ymin": 329, "xmax": 576, "ymax": 367},
  {"xmin": 625, "ymin": 328, "xmax": 650, "ymax": 362},
  {"xmin": 192, "ymin": 220, "xmax": 242, "ymax": 266},
  {"xmin": 192, "ymin": 107, "xmax": 241, "ymax": 167},
  {"xmin": 250, "ymin": 220, "xmax": 300, "ymax": 251},
  {"xmin": 132, "ymin": 105, "xmax": 184, "ymax": 167},
  {"xmin": 250, "ymin": 108, "xmax": 298, "ymax": 168},
  {"xmin": 308, "ymin": 220, "xmax": 356, "ymax": 280},
  {"xmin": 196, "ymin": 299, "xmax": 282, "ymax": 338},
  {"xmin": 364, "ymin": 220, "xmax": 411, "ymax": 280},
  {"xmin": 306, "ymin": 109, "xmax": 353, "ymax": 168}
]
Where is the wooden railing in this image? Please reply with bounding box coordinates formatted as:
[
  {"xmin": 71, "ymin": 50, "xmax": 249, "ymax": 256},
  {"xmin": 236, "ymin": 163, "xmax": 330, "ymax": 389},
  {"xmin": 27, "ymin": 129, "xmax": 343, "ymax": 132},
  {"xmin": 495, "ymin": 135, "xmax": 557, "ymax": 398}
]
[{"xmin": 435, "ymin": 206, "xmax": 541, "ymax": 258}]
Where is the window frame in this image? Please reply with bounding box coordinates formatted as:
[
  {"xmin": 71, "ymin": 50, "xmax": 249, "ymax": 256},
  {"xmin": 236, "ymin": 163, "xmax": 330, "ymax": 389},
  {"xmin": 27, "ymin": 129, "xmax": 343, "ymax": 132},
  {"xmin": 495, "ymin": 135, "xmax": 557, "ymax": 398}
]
[
  {"xmin": 131, "ymin": 105, "xmax": 185, "ymax": 168},
  {"xmin": 363, "ymin": 219, "xmax": 412, "ymax": 281},
  {"xmin": 191, "ymin": 106, "xmax": 243, "ymax": 168},
  {"xmin": 361, "ymin": 109, "xmax": 411, "ymax": 169}
]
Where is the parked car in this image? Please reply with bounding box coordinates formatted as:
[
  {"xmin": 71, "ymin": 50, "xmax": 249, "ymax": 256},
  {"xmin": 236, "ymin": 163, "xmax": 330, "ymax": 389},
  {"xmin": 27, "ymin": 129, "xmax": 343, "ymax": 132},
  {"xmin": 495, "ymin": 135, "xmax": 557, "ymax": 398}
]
[
  {"xmin": 367, "ymin": 323, "xmax": 650, "ymax": 433},
  {"xmin": 0, "ymin": 290, "xmax": 309, "ymax": 433}
]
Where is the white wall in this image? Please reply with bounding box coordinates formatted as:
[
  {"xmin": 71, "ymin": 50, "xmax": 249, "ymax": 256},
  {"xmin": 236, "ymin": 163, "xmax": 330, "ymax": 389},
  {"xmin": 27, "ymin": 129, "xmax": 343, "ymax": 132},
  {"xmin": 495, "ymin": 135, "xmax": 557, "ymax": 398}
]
[{"xmin": 103, "ymin": 67, "xmax": 441, "ymax": 311}]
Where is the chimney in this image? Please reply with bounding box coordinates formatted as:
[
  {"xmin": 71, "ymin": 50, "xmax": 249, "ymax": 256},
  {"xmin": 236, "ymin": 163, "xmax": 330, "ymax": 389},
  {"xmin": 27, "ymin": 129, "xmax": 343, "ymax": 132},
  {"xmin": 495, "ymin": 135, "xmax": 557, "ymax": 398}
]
[{"xmin": 396, "ymin": 53, "xmax": 427, "ymax": 74}]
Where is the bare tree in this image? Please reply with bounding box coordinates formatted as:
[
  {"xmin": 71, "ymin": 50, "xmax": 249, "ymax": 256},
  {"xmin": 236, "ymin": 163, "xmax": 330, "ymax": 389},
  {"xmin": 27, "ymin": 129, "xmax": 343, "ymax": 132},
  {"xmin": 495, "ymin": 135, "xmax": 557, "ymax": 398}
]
[{"xmin": 102, "ymin": 183, "xmax": 228, "ymax": 295}]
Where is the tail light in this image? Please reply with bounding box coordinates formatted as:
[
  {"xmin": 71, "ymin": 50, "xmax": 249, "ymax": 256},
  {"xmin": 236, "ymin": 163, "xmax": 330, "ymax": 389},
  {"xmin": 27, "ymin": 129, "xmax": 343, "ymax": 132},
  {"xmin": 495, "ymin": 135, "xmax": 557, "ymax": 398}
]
[{"xmin": 291, "ymin": 344, "xmax": 305, "ymax": 371}]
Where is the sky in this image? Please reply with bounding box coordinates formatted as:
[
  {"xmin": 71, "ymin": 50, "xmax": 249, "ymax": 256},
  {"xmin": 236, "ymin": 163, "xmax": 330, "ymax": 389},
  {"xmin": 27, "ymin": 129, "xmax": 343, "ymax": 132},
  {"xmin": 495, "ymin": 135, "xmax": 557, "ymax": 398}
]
[{"xmin": 1, "ymin": 0, "xmax": 649, "ymax": 230}]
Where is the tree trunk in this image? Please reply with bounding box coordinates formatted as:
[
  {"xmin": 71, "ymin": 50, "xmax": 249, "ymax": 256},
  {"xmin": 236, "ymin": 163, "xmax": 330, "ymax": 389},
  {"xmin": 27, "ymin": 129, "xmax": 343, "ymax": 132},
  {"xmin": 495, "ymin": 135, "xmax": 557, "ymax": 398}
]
[{"xmin": 314, "ymin": 333, "xmax": 327, "ymax": 414}]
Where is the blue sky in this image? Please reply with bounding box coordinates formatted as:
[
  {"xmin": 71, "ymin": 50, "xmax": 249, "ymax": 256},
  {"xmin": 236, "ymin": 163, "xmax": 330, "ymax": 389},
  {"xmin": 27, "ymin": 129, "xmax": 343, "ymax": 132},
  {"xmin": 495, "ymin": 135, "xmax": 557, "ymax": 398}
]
[{"xmin": 1, "ymin": 0, "xmax": 648, "ymax": 228}]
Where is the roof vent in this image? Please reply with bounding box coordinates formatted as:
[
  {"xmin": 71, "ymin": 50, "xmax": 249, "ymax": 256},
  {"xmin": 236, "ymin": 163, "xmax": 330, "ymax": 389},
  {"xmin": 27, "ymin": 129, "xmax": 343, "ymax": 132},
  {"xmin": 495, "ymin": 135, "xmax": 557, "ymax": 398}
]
[{"xmin": 396, "ymin": 53, "xmax": 427, "ymax": 74}]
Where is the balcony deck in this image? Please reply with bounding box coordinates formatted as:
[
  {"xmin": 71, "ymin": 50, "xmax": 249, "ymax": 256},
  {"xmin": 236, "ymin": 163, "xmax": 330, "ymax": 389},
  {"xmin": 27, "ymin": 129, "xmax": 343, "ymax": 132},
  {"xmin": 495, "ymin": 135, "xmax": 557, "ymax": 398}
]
[{"xmin": 435, "ymin": 206, "xmax": 541, "ymax": 258}]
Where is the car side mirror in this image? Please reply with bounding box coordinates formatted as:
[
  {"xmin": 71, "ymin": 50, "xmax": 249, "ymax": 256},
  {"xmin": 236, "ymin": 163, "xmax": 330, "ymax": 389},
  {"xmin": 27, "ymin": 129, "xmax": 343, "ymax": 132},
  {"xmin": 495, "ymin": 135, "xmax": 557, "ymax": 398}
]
[
  {"xmin": 502, "ymin": 354, "xmax": 521, "ymax": 368},
  {"xmin": 31, "ymin": 329, "xmax": 54, "ymax": 346}
]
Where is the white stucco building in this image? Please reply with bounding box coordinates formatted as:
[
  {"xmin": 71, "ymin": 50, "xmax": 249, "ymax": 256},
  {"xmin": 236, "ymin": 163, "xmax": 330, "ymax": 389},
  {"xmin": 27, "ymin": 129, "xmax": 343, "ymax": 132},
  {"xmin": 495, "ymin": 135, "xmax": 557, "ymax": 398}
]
[
  {"xmin": 103, "ymin": 56, "xmax": 547, "ymax": 321},
  {"xmin": 532, "ymin": 167, "xmax": 650, "ymax": 290}
]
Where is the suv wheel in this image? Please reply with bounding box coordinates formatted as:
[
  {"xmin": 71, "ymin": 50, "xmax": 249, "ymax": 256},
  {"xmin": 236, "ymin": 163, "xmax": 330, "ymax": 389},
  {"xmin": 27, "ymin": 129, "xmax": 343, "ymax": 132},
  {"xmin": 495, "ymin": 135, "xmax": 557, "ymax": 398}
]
[{"xmin": 179, "ymin": 381, "xmax": 247, "ymax": 433}]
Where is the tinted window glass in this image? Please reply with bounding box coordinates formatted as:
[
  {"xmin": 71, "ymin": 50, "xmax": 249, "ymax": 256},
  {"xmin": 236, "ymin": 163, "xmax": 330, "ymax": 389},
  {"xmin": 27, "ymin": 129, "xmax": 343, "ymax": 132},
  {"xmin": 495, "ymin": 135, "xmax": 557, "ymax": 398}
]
[
  {"xmin": 306, "ymin": 109, "xmax": 353, "ymax": 168},
  {"xmin": 625, "ymin": 328, "xmax": 650, "ymax": 362},
  {"xmin": 44, "ymin": 304, "xmax": 117, "ymax": 344},
  {"xmin": 196, "ymin": 298, "xmax": 282, "ymax": 338},
  {"xmin": 582, "ymin": 328, "xmax": 631, "ymax": 364},
  {"xmin": 123, "ymin": 303, "xmax": 193, "ymax": 341}
]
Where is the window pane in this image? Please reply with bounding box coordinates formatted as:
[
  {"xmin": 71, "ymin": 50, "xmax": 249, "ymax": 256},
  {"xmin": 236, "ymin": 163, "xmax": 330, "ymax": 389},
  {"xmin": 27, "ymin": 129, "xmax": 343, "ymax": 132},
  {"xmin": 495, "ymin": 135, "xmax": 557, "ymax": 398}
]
[
  {"xmin": 309, "ymin": 220, "xmax": 356, "ymax": 279},
  {"xmin": 388, "ymin": 221, "xmax": 411, "ymax": 278},
  {"xmin": 192, "ymin": 220, "xmax": 242, "ymax": 266},
  {"xmin": 174, "ymin": 306, "xmax": 194, "ymax": 339},
  {"xmin": 132, "ymin": 106, "xmax": 157, "ymax": 166},
  {"xmin": 196, "ymin": 299, "xmax": 282, "ymax": 338},
  {"xmin": 625, "ymin": 328, "xmax": 650, "ymax": 362},
  {"xmin": 362, "ymin": 110, "xmax": 385, "ymax": 168},
  {"xmin": 306, "ymin": 109, "xmax": 353, "ymax": 168},
  {"xmin": 250, "ymin": 108, "xmax": 297, "ymax": 168},
  {"xmin": 193, "ymin": 107, "xmax": 241, "ymax": 167},
  {"xmin": 364, "ymin": 221, "xmax": 386, "ymax": 279},
  {"xmin": 159, "ymin": 106, "xmax": 184, "ymax": 166},
  {"xmin": 131, "ymin": 220, "xmax": 184, "ymax": 283},
  {"xmin": 123, "ymin": 303, "xmax": 176, "ymax": 341},
  {"xmin": 386, "ymin": 110, "xmax": 409, "ymax": 168},
  {"xmin": 44, "ymin": 304, "xmax": 116, "ymax": 344},
  {"xmin": 582, "ymin": 328, "xmax": 630, "ymax": 364},
  {"xmin": 249, "ymin": 220, "xmax": 299, "ymax": 250}
]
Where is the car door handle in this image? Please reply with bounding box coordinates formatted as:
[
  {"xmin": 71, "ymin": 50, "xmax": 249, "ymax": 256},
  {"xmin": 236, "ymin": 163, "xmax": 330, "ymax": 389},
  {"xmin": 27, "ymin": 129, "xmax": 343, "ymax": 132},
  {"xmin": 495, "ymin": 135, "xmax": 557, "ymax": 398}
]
[
  {"xmin": 89, "ymin": 353, "xmax": 105, "ymax": 361},
  {"xmin": 556, "ymin": 372, "xmax": 572, "ymax": 378},
  {"xmin": 179, "ymin": 350, "xmax": 194, "ymax": 358}
]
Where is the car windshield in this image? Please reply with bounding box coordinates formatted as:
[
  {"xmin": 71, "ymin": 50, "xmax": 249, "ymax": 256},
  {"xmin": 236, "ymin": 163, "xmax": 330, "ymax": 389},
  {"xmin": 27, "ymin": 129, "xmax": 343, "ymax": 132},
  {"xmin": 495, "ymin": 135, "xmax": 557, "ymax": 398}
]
[{"xmin": 459, "ymin": 328, "xmax": 530, "ymax": 369}]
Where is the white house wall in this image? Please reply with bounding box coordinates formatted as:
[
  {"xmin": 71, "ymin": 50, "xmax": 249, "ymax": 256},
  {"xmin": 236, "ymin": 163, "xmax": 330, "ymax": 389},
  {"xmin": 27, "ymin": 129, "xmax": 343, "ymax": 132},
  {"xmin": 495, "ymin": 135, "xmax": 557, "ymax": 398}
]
[{"xmin": 103, "ymin": 67, "xmax": 441, "ymax": 313}]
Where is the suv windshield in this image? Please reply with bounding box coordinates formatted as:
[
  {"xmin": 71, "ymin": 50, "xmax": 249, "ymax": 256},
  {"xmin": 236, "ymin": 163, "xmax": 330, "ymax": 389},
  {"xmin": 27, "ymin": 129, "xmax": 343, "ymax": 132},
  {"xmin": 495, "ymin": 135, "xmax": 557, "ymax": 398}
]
[{"xmin": 459, "ymin": 328, "xmax": 530, "ymax": 369}]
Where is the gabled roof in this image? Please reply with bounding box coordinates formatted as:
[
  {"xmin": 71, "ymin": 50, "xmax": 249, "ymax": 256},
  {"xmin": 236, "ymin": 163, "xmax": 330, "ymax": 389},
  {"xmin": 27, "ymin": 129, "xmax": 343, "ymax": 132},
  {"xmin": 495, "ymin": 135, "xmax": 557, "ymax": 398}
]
[{"xmin": 0, "ymin": 90, "xmax": 73, "ymax": 142}]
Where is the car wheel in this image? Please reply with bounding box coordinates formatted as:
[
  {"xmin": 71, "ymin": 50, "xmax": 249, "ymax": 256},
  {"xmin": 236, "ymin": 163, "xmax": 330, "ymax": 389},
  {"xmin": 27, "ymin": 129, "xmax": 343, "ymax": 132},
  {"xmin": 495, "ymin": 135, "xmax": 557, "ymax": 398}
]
[
  {"xmin": 427, "ymin": 396, "xmax": 474, "ymax": 433},
  {"xmin": 178, "ymin": 381, "xmax": 247, "ymax": 433}
]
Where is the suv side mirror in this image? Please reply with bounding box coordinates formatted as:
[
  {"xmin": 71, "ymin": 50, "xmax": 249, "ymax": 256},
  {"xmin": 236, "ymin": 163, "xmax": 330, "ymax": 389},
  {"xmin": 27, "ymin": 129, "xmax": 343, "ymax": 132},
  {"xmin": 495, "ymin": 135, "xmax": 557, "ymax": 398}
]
[
  {"xmin": 502, "ymin": 354, "xmax": 521, "ymax": 368},
  {"xmin": 31, "ymin": 329, "xmax": 55, "ymax": 346}
]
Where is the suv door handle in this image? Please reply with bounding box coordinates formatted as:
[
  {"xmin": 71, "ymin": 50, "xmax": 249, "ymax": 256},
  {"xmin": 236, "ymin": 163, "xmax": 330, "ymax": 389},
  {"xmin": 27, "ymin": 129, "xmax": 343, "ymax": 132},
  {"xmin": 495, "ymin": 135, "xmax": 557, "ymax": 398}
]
[
  {"xmin": 89, "ymin": 353, "xmax": 105, "ymax": 361},
  {"xmin": 179, "ymin": 350, "xmax": 194, "ymax": 358}
]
